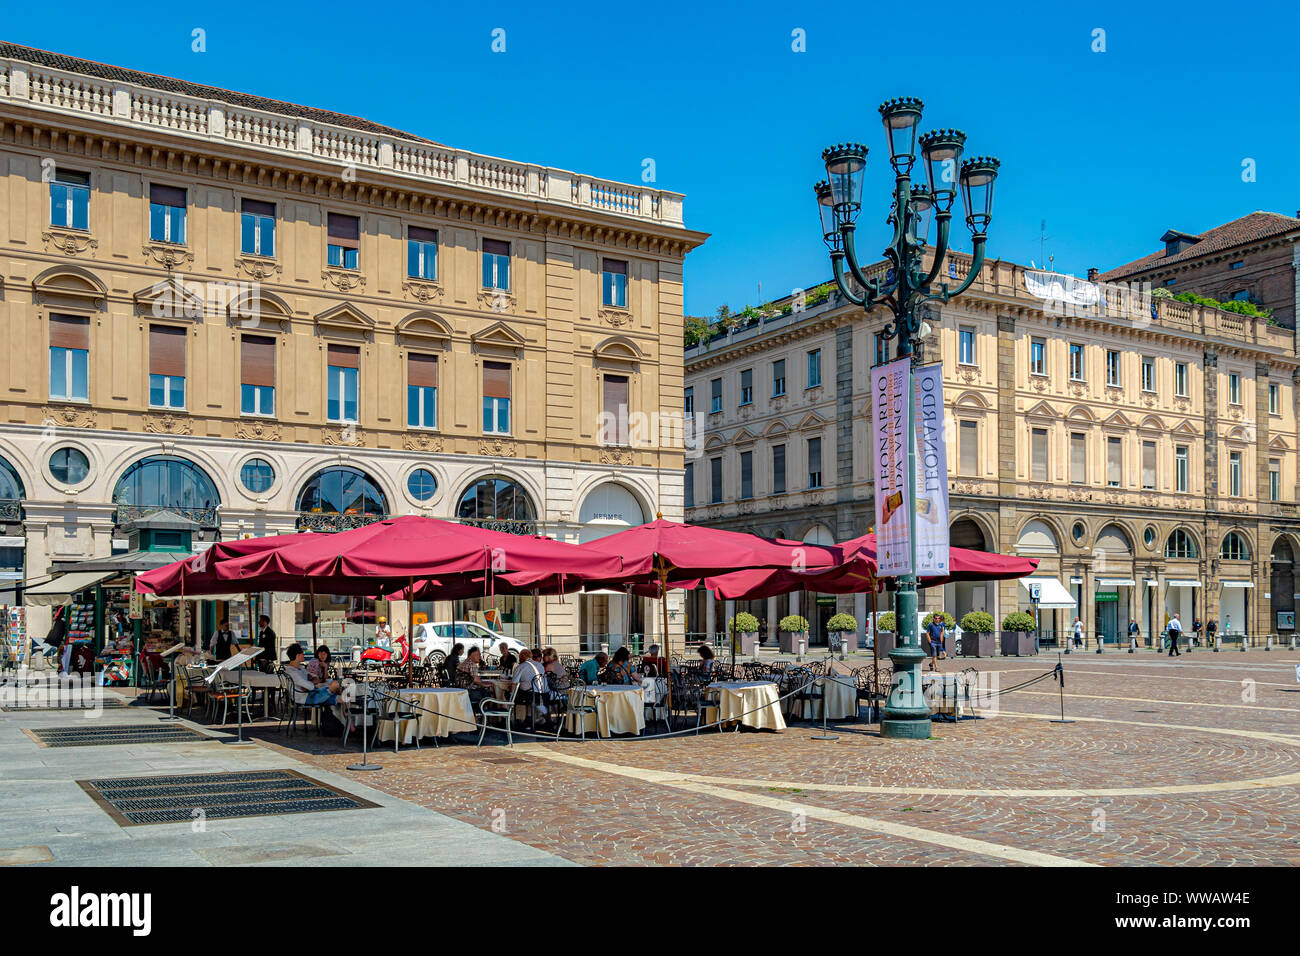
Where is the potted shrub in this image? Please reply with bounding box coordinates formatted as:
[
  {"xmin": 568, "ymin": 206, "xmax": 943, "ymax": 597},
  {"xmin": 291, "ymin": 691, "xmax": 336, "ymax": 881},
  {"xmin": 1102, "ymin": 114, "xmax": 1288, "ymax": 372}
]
[
  {"xmin": 778, "ymin": 614, "xmax": 809, "ymax": 654},
  {"xmin": 729, "ymin": 612, "xmax": 761, "ymax": 656},
  {"xmin": 921, "ymin": 611, "xmax": 957, "ymax": 658},
  {"xmin": 874, "ymin": 611, "xmax": 897, "ymax": 654},
  {"xmin": 1000, "ymin": 611, "xmax": 1039, "ymax": 656},
  {"xmin": 827, "ymin": 613, "xmax": 858, "ymax": 654},
  {"xmin": 958, "ymin": 611, "xmax": 996, "ymax": 657}
]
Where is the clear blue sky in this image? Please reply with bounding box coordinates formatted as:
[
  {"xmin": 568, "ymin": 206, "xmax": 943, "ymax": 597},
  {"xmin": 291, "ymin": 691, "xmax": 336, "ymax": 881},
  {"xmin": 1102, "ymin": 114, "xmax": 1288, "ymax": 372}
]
[{"xmin": 5, "ymin": 0, "xmax": 1297, "ymax": 315}]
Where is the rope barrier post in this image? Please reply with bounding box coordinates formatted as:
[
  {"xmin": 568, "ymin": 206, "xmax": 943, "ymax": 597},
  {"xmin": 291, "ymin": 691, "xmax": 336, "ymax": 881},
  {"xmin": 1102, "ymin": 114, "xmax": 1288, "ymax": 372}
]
[
  {"xmin": 1049, "ymin": 653, "xmax": 1073, "ymax": 724},
  {"xmin": 810, "ymin": 673, "xmax": 838, "ymax": 741},
  {"xmin": 348, "ymin": 681, "xmax": 382, "ymax": 772}
]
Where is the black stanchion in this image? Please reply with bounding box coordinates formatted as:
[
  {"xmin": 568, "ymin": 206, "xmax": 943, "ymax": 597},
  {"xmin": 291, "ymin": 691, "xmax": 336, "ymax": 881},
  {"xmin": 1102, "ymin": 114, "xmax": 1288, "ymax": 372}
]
[
  {"xmin": 1050, "ymin": 654, "xmax": 1073, "ymax": 724},
  {"xmin": 347, "ymin": 685, "xmax": 382, "ymax": 772},
  {"xmin": 810, "ymin": 675, "xmax": 839, "ymax": 741}
]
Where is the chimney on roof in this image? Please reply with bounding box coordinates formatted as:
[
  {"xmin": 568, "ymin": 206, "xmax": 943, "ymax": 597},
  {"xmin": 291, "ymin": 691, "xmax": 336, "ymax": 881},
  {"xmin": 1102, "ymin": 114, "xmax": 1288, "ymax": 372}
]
[{"xmin": 1087, "ymin": 268, "xmax": 1099, "ymax": 281}]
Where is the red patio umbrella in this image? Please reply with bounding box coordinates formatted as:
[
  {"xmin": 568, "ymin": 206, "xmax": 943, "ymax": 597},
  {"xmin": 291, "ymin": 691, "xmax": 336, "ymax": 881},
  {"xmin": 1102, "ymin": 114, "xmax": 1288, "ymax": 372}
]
[{"xmin": 134, "ymin": 533, "xmax": 305, "ymax": 597}]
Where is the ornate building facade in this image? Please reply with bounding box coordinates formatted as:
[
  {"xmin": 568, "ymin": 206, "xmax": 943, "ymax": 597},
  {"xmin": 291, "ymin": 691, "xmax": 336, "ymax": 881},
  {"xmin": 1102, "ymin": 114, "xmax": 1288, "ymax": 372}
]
[
  {"xmin": 0, "ymin": 43, "xmax": 705, "ymax": 650},
  {"xmin": 685, "ymin": 249, "xmax": 1299, "ymax": 646}
]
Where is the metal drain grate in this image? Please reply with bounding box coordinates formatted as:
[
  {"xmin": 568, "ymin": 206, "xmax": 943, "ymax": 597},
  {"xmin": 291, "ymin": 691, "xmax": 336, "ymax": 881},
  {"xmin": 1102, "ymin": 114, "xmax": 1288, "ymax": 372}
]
[
  {"xmin": 2, "ymin": 701, "xmax": 129, "ymax": 712},
  {"xmin": 79, "ymin": 770, "xmax": 377, "ymax": 826},
  {"xmin": 27, "ymin": 724, "xmax": 210, "ymax": 748}
]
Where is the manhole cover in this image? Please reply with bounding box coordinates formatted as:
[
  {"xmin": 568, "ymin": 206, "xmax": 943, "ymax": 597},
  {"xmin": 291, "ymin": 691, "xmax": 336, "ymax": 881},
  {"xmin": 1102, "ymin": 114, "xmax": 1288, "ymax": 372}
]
[
  {"xmin": 26, "ymin": 724, "xmax": 210, "ymax": 748},
  {"xmin": 78, "ymin": 770, "xmax": 378, "ymax": 826}
]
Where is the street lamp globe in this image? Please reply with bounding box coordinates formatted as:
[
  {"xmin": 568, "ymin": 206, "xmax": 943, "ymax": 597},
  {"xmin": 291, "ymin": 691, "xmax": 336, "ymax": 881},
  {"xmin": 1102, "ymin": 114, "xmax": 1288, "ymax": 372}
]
[
  {"xmin": 821, "ymin": 143, "xmax": 868, "ymax": 222},
  {"xmin": 918, "ymin": 128, "xmax": 966, "ymax": 211},
  {"xmin": 959, "ymin": 156, "xmax": 1000, "ymax": 234},
  {"xmin": 878, "ymin": 96, "xmax": 924, "ymax": 174},
  {"xmin": 814, "ymin": 181, "xmax": 841, "ymax": 251},
  {"xmin": 908, "ymin": 185, "xmax": 934, "ymax": 246}
]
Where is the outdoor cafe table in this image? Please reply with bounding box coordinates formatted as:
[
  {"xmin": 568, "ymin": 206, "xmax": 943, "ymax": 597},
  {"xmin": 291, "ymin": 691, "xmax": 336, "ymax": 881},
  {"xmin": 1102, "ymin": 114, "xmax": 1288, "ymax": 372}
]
[
  {"xmin": 788, "ymin": 669, "xmax": 858, "ymax": 721},
  {"xmin": 921, "ymin": 672, "xmax": 972, "ymax": 718},
  {"xmin": 568, "ymin": 684, "xmax": 645, "ymax": 738},
  {"xmin": 380, "ymin": 687, "xmax": 475, "ymax": 744},
  {"xmin": 706, "ymin": 681, "xmax": 786, "ymax": 731}
]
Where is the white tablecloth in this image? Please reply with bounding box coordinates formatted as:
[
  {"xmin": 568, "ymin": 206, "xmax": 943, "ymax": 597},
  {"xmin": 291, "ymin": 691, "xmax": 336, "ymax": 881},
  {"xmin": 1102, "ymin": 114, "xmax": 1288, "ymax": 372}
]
[
  {"xmin": 380, "ymin": 687, "xmax": 476, "ymax": 743},
  {"xmin": 788, "ymin": 672, "xmax": 858, "ymax": 720},
  {"xmin": 567, "ymin": 684, "xmax": 645, "ymax": 737},
  {"xmin": 708, "ymin": 681, "xmax": 786, "ymax": 731},
  {"xmin": 921, "ymin": 673, "xmax": 973, "ymax": 717}
]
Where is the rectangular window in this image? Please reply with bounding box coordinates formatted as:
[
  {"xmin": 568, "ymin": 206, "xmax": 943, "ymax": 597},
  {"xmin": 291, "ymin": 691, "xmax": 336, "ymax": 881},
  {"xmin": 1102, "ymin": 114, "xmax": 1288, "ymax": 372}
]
[
  {"xmin": 684, "ymin": 462, "xmax": 695, "ymax": 509},
  {"xmin": 482, "ymin": 360, "xmax": 512, "ymax": 434},
  {"xmin": 1229, "ymin": 451, "xmax": 1243, "ymax": 497},
  {"xmin": 1175, "ymin": 362, "xmax": 1188, "ymax": 398},
  {"xmin": 710, "ymin": 377, "xmax": 722, "ymax": 414},
  {"xmin": 1270, "ymin": 459, "xmax": 1281, "ymax": 502},
  {"xmin": 1030, "ymin": 337, "xmax": 1046, "ymax": 376},
  {"xmin": 710, "ymin": 456, "xmax": 723, "ymax": 504},
  {"xmin": 740, "ymin": 450, "xmax": 753, "ymax": 499},
  {"xmin": 807, "ymin": 437, "xmax": 822, "ymax": 489},
  {"xmin": 806, "ymin": 349, "xmax": 822, "ymax": 388},
  {"xmin": 48, "ymin": 315, "xmax": 89, "ymax": 402},
  {"xmin": 684, "ymin": 386, "xmax": 694, "ymax": 417},
  {"xmin": 1107, "ymin": 436, "xmax": 1122, "ymax": 487},
  {"xmin": 740, "ymin": 368, "xmax": 753, "ymax": 405},
  {"xmin": 326, "ymin": 344, "xmax": 359, "ymax": 423},
  {"xmin": 1269, "ymin": 382, "xmax": 1280, "ymax": 415},
  {"xmin": 1106, "ymin": 350, "xmax": 1120, "ymax": 386},
  {"xmin": 959, "ymin": 421, "xmax": 978, "ymax": 476},
  {"xmin": 603, "ymin": 374, "xmax": 629, "ymax": 445},
  {"xmin": 1164, "ymin": 278, "xmax": 1176, "ymax": 287},
  {"xmin": 1142, "ymin": 356, "xmax": 1156, "ymax": 392},
  {"xmin": 602, "ymin": 258, "xmax": 628, "ymax": 308},
  {"xmin": 1031, "ymin": 428, "xmax": 1048, "ymax": 481},
  {"xmin": 1069, "ymin": 343, "xmax": 1084, "ymax": 381},
  {"xmin": 772, "ymin": 359, "xmax": 786, "ymax": 397},
  {"xmin": 239, "ymin": 334, "xmax": 276, "ymax": 416},
  {"xmin": 958, "ymin": 326, "xmax": 976, "ymax": 365},
  {"xmin": 1228, "ymin": 372, "xmax": 1241, "ymax": 405},
  {"xmin": 407, "ymin": 352, "xmax": 438, "ymax": 429},
  {"xmin": 772, "ymin": 444, "xmax": 786, "ymax": 495},
  {"xmin": 875, "ymin": 333, "xmax": 889, "ymax": 366},
  {"xmin": 149, "ymin": 184, "xmax": 187, "ymax": 244},
  {"xmin": 1142, "ymin": 440, "xmax": 1156, "ymax": 490},
  {"xmin": 148, "ymin": 324, "xmax": 186, "ymax": 409},
  {"xmin": 1231, "ymin": 290, "xmax": 1250, "ymax": 302},
  {"xmin": 50, "ymin": 168, "xmax": 90, "ymax": 230},
  {"xmin": 327, "ymin": 213, "xmax": 360, "ymax": 269},
  {"xmin": 240, "ymin": 199, "xmax": 276, "ymax": 257},
  {"xmin": 482, "ymin": 238, "xmax": 510, "ymax": 291},
  {"xmin": 1175, "ymin": 445, "xmax": 1189, "ymax": 493},
  {"xmin": 407, "ymin": 226, "xmax": 438, "ymax": 280},
  {"xmin": 1070, "ymin": 432, "xmax": 1086, "ymax": 484}
]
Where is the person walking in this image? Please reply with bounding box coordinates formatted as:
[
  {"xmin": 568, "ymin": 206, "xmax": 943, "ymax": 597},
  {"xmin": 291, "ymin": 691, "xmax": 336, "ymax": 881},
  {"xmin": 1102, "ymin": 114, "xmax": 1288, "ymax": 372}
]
[
  {"xmin": 1071, "ymin": 617, "xmax": 1085, "ymax": 650},
  {"xmin": 925, "ymin": 614, "xmax": 947, "ymax": 671},
  {"xmin": 1128, "ymin": 618, "xmax": 1140, "ymax": 646},
  {"xmin": 1206, "ymin": 617, "xmax": 1218, "ymax": 645},
  {"xmin": 1167, "ymin": 613, "xmax": 1183, "ymax": 657}
]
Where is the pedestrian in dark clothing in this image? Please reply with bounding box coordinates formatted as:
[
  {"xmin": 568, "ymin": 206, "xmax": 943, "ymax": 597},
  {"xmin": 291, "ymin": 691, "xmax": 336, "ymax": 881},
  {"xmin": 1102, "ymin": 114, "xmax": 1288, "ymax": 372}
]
[{"xmin": 1166, "ymin": 614, "xmax": 1183, "ymax": 657}]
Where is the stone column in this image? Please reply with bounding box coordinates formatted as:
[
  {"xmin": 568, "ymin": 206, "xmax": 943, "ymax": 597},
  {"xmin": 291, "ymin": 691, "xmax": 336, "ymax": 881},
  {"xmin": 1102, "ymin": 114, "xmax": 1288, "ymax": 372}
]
[
  {"xmin": 767, "ymin": 596, "xmax": 778, "ymax": 645},
  {"xmin": 1204, "ymin": 351, "xmax": 1221, "ymax": 625},
  {"xmin": 705, "ymin": 593, "xmax": 715, "ymax": 644},
  {"xmin": 855, "ymin": 591, "xmax": 867, "ymax": 647}
]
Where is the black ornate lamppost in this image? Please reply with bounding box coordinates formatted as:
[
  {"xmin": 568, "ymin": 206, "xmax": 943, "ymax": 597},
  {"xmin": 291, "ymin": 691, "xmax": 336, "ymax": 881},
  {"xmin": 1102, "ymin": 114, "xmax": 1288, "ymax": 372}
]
[{"xmin": 815, "ymin": 97, "xmax": 999, "ymax": 739}]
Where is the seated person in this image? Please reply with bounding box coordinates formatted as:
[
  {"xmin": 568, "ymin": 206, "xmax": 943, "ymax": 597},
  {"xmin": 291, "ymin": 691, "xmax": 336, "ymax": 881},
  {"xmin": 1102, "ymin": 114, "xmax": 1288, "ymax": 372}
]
[
  {"xmin": 640, "ymin": 643, "xmax": 667, "ymax": 677},
  {"xmin": 443, "ymin": 642, "xmax": 465, "ymax": 680},
  {"xmin": 457, "ymin": 646, "xmax": 493, "ymax": 703},
  {"xmin": 511, "ymin": 649, "xmax": 550, "ymax": 722},
  {"xmin": 578, "ymin": 651, "xmax": 608, "ymax": 685},
  {"xmin": 541, "ymin": 647, "xmax": 569, "ymax": 693},
  {"xmin": 306, "ymin": 645, "xmax": 333, "ymax": 684},
  {"xmin": 606, "ymin": 646, "xmax": 640, "ymax": 685},
  {"xmin": 284, "ymin": 643, "xmax": 342, "ymax": 706},
  {"xmin": 696, "ymin": 643, "xmax": 717, "ymax": 678},
  {"xmin": 497, "ymin": 642, "xmax": 518, "ymax": 672}
]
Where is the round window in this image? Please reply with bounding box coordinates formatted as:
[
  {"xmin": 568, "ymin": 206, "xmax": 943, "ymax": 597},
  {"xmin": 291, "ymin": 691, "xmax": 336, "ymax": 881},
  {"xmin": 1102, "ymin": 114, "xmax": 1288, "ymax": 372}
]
[
  {"xmin": 1071, "ymin": 522, "xmax": 1086, "ymax": 544},
  {"xmin": 49, "ymin": 447, "xmax": 89, "ymax": 486},
  {"xmin": 240, "ymin": 458, "xmax": 275, "ymax": 494},
  {"xmin": 407, "ymin": 469, "xmax": 438, "ymax": 502},
  {"xmin": 1143, "ymin": 526, "xmax": 1156, "ymax": 548}
]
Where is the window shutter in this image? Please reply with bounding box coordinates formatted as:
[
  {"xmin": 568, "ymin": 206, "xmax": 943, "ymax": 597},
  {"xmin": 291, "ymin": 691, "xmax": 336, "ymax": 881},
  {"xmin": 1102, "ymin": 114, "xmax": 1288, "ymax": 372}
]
[
  {"xmin": 408, "ymin": 226, "xmax": 438, "ymax": 243},
  {"xmin": 1108, "ymin": 438, "xmax": 1122, "ymax": 485},
  {"xmin": 327, "ymin": 213, "xmax": 360, "ymax": 248},
  {"xmin": 241, "ymin": 335, "xmax": 276, "ymax": 387},
  {"xmin": 1142, "ymin": 441, "xmax": 1156, "ymax": 488},
  {"xmin": 408, "ymin": 352, "xmax": 438, "ymax": 388},
  {"xmin": 603, "ymin": 374, "xmax": 628, "ymax": 412},
  {"xmin": 327, "ymin": 344, "xmax": 360, "ymax": 369},
  {"xmin": 49, "ymin": 315, "xmax": 89, "ymax": 350},
  {"xmin": 483, "ymin": 361, "xmax": 511, "ymax": 398},
  {"xmin": 482, "ymin": 238, "xmax": 510, "ymax": 257},
  {"xmin": 150, "ymin": 184, "xmax": 186, "ymax": 207},
  {"xmin": 960, "ymin": 421, "xmax": 978, "ymax": 476},
  {"xmin": 241, "ymin": 199, "xmax": 275, "ymax": 217},
  {"xmin": 603, "ymin": 258, "xmax": 627, "ymax": 276},
  {"xmin": 149, "ymin": 325, "xmax": 187, "ymax": 376},
  {"xmin": 1070, "ymin": 433, "xmax": 1086, "ymax": 483},
  {"xmin": 1031, "ymin": 429, "xmax": 1047, "ymax": 481}
]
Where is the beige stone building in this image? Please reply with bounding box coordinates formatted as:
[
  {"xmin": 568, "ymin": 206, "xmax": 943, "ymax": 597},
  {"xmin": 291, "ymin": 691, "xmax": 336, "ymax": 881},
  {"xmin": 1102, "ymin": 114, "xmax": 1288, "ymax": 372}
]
[
  {"xmin": 684, "ymin": 248, "xmax": 1299, "ymax": 647},
  {"xmin": 0, "ymin": 43, "xmax": 705, "ymax": 654}
]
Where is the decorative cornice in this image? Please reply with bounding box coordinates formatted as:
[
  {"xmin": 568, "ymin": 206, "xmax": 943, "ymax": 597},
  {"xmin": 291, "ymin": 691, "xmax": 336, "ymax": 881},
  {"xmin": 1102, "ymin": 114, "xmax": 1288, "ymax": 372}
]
[
  {"xmin": 322, "ymin": 267, "xmax": 365, "ymax": 292},
  {"xmin": 143, "ymin": 413, "xmax": 192, "ymax": 435},
  {"xmin": 142, "ymin": 243, "xmax": 193, "ymax": 268},
  {"xmin": 40, "ymin": 404, "xmax": 96, "ymax": 429},
  {"xmin": 479, "ymin": 436, "xmax": 517, "ymax": 457},
  {"xmin": 233, "ymin": 418, "xmax": 281, "ymax": 442},
  {"xmin": 599, "ymin": 307, "xmax": 634, "ymax": 328},
  {"xmin": 403, "ymin": 431, "xmax": 444, "ymax": 453},
  {"xmin": 478, "ymin": 289, "xmax": 516, "ymax": 314},
  {"xmin": 234, "ymin": 256, "xmax": 281, "ymax": 281},
  {"xmin": 599, "ymin": 447, "xmax": 633, "ymax": 466},
  {"xmin": 322, "ymin": 425, "xmax": 363, "ymax": 446},
  {"xmin": 42, "ymin": 228, "xmax": 97, "ymax": 257},
  {"xmin": 401, "ymin": 278, "xmax": 445, "ymax": 304}
]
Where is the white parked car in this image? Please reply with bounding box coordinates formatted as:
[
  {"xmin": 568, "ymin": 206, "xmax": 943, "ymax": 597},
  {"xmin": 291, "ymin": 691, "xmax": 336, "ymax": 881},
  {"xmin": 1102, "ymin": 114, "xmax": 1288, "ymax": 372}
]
[{"xmin": 413, "ymin": 621, "xmax": 527, "ymax": 665}]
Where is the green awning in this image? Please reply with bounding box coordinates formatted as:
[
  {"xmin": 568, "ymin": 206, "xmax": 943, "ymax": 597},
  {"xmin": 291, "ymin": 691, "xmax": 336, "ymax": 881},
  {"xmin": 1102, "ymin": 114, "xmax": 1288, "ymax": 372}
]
[{"xmin": 23, "ymin": 571, "xmax": 116, "ymax": 606}]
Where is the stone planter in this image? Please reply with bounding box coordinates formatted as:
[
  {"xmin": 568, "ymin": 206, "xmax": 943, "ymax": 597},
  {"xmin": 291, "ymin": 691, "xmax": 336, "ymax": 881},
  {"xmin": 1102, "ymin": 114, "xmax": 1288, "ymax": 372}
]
[
  {"xmin": 874, "ymin": 631, "xmax": 897, "ymax": 655},
  {"xmin": 960, "ymin": 632, "xmax": 996, "ymax": 657},
  {"xmin": 830, "ymin": 630, "xmax": 857, "ymax": 654},
  {"xmin": 1000, "ymin": 631, "xmax": 1038, "ymax": 656},
  {"xmin": 736, "ymin": 631, "xmax": 760, "ymax": 656},
  {"xmin": 778, "ymin": 630, "xmax": 807, "ymax": 654}
]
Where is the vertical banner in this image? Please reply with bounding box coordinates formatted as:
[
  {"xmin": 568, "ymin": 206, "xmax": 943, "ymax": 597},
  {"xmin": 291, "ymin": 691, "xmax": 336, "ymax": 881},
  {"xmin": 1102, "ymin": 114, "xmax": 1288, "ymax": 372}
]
[
  {"xmin": 912, "ymin": 362, "xmax": 950, "ymax": 576},
  {"xmin": 872, "ymin": 357, "xmax": 911, "ymax": 576}
]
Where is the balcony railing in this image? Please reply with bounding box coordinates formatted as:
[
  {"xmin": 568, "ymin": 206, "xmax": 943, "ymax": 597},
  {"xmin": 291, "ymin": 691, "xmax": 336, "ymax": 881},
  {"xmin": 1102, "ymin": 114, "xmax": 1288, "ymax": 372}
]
[
  {"xmin": 114, "ymin": 504, "xmax": 218, "ymax": 528},
  {"xmin": 458, "ymin": 517, "xmax": 538, "ymax": 536},
  {"xmin": 296, "ymin": 512, "xmax": 388, "ymax": 533},
  {"xmin": 1, "ymin": 58, "xmax": 686, "ymax": 227}
]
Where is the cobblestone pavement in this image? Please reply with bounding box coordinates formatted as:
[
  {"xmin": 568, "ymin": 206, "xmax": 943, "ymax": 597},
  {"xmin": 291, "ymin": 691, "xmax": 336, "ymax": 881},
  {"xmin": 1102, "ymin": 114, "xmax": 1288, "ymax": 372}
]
[{"xmin": 279, "ymin": 649, "xmax": 1300, "ymax": 866}]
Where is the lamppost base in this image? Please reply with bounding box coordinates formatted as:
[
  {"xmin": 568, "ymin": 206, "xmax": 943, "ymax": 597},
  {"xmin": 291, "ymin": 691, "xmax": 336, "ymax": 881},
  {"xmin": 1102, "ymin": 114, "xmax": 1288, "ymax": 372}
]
[
  {"xmin": 880, "ymin": 718, "xmax": 932, "ymax": 739},
  {"xmin": 347, "ymin": 763, "xmax": 383, "ymax": 771}
]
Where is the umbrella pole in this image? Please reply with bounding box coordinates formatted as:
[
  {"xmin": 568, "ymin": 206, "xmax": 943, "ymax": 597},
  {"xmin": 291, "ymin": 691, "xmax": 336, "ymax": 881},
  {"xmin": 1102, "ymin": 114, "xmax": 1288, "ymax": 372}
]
[
  {"xmin": 309, "ymin": 579, "xmax": 317, "ymax": 651},
  {"xmin": 871, "ymin": 581, "xmax": 879, "ymax": 691},
  {"xmin": 659, "ymin": 561, "xmax": 672, "ymax": 713},
  {"xmin": 407, "ymin": 577, "xmax": 415, "ymax": 683}
]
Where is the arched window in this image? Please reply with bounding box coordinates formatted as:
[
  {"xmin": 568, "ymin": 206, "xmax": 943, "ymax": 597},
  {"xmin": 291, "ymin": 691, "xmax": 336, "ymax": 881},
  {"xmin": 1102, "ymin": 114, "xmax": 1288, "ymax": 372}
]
[
  {"xmin": 457, "ymin": 475, "xmax": 537, "ymax": 534},
  {"xmin": 1220, "ymin": 532, "xmax": 1251, "ymax": 561},
  {"xmin": 1165, "ymin": 529, "xmax": 1198, "ymax": 559},
  {"xmin": 0, "ymin": 456, "xmax": 24, "ymax": 500},
  {"xmin": 296, "ymin": 467, "xmax": 388, "ymax": 531},
  {"xmin": 113, "ymin": 456, "xmax": 220, "ymax": 524}
]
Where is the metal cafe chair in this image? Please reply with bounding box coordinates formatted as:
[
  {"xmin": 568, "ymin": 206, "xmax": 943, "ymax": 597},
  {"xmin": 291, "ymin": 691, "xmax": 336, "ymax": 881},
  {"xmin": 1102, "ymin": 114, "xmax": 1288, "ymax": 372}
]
[{"xmin": 477, "ymin": 679, "xmax": 521, "ymax": 747}]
